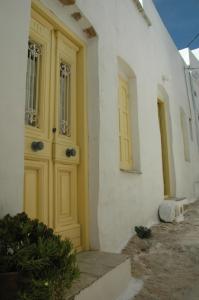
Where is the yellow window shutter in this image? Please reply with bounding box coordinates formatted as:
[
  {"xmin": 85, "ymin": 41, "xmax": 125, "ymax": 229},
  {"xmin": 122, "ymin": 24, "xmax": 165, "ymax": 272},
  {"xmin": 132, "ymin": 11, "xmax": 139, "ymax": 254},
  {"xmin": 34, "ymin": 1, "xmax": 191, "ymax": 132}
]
[{"xmin": 118, "ymin": 77, "xmax": 133, "ymax": 170}]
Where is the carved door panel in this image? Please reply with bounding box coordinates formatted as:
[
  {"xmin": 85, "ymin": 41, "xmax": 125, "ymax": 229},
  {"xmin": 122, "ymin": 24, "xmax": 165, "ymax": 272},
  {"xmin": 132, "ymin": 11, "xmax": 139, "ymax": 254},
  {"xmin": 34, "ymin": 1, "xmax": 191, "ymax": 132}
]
[{"xmin": 24, "ymin": 160, "xmax": 48, "ymax": 223}]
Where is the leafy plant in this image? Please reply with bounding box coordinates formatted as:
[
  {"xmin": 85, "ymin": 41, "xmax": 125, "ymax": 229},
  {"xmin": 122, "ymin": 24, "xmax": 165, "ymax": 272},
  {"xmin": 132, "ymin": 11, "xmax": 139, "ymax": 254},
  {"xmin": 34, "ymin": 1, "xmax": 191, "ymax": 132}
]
[
  {"xmin": 0, "ymin": 213, "xmax": 79, "ymax": 300},
  {"xmin": 135, "ymin": 226, "xmax": 151, "ymax": 239}
]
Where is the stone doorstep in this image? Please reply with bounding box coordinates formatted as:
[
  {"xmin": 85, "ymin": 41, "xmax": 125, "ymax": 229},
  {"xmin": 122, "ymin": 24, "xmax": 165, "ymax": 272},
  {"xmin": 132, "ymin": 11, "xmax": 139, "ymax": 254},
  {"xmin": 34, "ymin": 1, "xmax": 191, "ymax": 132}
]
[{"xmin": 65, "ymin": 251, "xmax": 131, "ymax": 300}]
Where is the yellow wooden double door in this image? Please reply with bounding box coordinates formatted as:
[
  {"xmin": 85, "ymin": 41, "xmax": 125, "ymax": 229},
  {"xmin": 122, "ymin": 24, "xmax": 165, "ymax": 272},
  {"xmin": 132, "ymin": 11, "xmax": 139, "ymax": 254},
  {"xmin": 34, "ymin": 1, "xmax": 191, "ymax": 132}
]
[
  {"xmin": 157, "ymin": 100, "xmax": 171, "ymax": 198},
  {"xmin": 24, "ymin": 8, "xmax": 82, "ymax": 250}
]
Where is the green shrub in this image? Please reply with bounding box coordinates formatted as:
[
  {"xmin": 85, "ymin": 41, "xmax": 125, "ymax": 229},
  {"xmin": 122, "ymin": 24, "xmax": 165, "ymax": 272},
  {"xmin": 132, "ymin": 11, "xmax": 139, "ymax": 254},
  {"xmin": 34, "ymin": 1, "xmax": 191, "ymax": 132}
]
[{"xmin": 0, "ymin": 213, "xmax": 79, "ymax": 300}]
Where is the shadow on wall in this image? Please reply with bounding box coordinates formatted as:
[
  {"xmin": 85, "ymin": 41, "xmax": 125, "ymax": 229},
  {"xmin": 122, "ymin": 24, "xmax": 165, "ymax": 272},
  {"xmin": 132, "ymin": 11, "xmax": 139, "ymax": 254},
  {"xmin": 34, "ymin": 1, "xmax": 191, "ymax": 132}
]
[{"xmin": 87, "ymin": 36, "xmax": 100, "ymax": 250}]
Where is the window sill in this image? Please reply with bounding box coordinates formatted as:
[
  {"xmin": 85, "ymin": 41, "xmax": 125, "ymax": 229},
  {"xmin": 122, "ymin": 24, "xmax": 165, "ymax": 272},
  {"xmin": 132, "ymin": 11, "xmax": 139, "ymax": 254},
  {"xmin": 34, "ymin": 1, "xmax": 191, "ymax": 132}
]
[{"xmin": 120, "ymin": 168, "xmax": 142, "ymax": 174}]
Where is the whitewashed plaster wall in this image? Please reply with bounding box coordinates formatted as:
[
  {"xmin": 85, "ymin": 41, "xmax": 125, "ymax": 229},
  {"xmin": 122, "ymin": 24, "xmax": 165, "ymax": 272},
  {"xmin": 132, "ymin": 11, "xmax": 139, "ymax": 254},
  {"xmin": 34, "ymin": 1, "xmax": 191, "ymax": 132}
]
[
  {"xmin": 0, "ymin": 0, "xmax": 199, "ymax": 253},
  {"xmin": 74, "ymin": 0, "xmax": 199, "ymax": 251},
  {"xmin": 180, "ymin": 49, "xmax": 199, "ymax": 192},
  {"xmin": 0, "ymin": 0, "xmax": 31, "ymax": 217}
]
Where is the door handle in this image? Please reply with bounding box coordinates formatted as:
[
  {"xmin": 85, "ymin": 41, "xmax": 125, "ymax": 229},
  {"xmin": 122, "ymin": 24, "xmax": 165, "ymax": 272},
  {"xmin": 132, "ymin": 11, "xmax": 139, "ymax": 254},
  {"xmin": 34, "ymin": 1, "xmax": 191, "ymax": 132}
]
[
  {"xmin": 31, "ymin": 141, "xmax": 44, "ymax": 152},
  {"xmin": 65, "ymin": 148, "xmax": 76, "ymax": 157}
]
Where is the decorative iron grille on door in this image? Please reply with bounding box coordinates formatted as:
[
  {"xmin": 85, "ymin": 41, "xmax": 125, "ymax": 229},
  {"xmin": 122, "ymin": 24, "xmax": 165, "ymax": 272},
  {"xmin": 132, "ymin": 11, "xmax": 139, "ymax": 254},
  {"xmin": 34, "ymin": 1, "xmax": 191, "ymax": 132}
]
[
  {"xmin": 25, "ymin": 40, "xmax": 42, "ymax": 127},
  {"xmin": 59, "ymin": 62, "xmax": 71, "ymax": 137}
]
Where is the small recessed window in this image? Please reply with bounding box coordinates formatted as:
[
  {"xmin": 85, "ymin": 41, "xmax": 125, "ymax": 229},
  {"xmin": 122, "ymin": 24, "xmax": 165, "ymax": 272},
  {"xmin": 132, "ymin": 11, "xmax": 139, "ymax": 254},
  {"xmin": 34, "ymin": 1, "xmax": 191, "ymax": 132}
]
[{"xmin": 117, "ymin": 57, "xmax": 141, "ymax": 173}]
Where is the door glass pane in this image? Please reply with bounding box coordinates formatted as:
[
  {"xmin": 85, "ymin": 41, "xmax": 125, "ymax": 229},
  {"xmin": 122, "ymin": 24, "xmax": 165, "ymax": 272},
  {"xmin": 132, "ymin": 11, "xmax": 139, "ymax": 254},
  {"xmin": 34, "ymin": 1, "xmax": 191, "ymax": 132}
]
[
  {"xmin": 25, "ymin": 40, "xmax": 42, "ymax": 127},
  {"xmin": 59, "ymin": 62, "xmax": 71, "ymax": 137}
]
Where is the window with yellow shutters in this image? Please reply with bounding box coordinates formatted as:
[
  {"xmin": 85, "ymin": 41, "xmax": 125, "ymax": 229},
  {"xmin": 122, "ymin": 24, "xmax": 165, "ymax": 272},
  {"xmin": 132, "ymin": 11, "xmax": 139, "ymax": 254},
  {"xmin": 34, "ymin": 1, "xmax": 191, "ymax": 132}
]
[{"xmin": 118, "ymin": 77, "xmax": 133, "ymax": 171}]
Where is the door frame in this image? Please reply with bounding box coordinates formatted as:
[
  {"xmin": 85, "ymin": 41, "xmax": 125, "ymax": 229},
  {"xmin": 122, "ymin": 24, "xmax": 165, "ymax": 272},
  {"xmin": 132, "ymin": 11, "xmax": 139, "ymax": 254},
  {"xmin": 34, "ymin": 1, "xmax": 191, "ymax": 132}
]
[
  {"xmin": 157, "ymin": 98, "xmax": 171, "ymax": 198},
  {"xmin": 30, "ymin": 0, "xmax": 89, "ymax": 250}
]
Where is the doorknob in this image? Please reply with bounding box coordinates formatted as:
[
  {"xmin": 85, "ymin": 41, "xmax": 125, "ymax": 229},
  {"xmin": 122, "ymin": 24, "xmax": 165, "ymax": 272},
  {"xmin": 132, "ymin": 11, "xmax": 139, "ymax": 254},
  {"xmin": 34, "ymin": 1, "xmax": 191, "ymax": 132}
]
[
  {"xmin": 65, "ymin": 148, "xmax": 76, "ymax": 157},
  {"xmin": 31, "ymin": 141, "xmax": 44, "ymax": 152}
]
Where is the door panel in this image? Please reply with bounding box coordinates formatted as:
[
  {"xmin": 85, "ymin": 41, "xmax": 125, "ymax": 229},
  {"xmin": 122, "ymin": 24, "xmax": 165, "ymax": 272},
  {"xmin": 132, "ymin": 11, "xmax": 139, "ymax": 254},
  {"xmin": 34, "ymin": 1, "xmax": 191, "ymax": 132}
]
[
  {"xmin": 53, "ymin": 142, "xmax": 79, "ymax": 164},
  {"xmin": 58, "ymin": 225, "xmax": 81, "ymax": 250},
  {"xmin": 24, "ymin": 11, "xmax": 52, "ymax": 225},
  {"xmin": 54, "ymin": 164, "xmax": 81, "ymax": 250},
  {"xmin": 54, "ymin": 164, "xmax": 77, "ymax": 228},
  {"xmin": 53, "ymin": 31, "xmax": 81, "ymax": 246},
  {"xmin": 24, "ymin": 160, "xmax": 48, "ymax": 223},
  {"xmin": 25, "ymin": 136, "xmax": 51, "ymax": 159}
]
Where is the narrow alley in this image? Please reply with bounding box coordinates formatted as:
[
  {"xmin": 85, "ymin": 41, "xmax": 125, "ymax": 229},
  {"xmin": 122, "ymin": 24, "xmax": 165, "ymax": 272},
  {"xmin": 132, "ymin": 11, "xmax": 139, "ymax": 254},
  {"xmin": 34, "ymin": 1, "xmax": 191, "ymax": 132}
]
[{"xmin": 123, "ymin": 201, "xmax": 199, "ymax": 300}]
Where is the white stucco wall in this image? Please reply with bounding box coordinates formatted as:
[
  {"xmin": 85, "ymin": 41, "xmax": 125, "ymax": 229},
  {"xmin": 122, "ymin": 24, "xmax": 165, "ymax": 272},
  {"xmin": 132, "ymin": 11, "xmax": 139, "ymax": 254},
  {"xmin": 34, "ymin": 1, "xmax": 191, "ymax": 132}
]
[
  {"xmin": 192, "ymin": 49, "xmax": 199, "ymax": 61},
  {"xmin": 75, "ymin": 0, "xmax": 199, "ymax": 251},
  {"xmin": 180, "ymin": 48, "xmax": 199, "ymax": 197},
  {"xmin": 0, "ymin": 0, "xmax": 31, "ymax": 217},
  {"xmin": 1, "ymin": 0, "xmax": 199, "ymax": 253}
]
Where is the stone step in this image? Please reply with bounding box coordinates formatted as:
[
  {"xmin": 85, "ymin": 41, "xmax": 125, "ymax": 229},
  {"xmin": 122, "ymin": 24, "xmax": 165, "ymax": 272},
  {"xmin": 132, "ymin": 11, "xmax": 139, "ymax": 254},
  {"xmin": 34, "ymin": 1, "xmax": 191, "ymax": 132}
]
[{"xmin": 65, "ymin": 251, "xmax": 135, "ymax": 300}]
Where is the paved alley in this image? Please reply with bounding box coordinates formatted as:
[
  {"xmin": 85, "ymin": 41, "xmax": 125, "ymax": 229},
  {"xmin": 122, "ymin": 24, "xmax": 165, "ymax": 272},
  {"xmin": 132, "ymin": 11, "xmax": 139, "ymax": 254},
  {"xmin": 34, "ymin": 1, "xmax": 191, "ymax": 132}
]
[{"xmin": 123, "ymin": 201, "xmax": 199, "ymax": 300}]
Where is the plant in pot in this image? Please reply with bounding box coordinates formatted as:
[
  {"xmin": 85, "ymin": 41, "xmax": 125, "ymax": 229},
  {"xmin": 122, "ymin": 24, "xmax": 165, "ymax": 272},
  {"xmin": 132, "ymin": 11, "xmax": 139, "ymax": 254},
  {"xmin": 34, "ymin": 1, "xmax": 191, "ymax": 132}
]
[{"xmin": 0, "ymin": 213, "xmax": 79, "ymax": 300}]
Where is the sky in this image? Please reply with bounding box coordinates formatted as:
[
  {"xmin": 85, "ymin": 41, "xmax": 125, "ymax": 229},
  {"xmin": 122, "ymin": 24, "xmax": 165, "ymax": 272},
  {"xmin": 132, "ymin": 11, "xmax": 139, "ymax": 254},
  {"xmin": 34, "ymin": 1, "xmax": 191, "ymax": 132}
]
[{"xmin": 153, "ymin": 0, "xmax": 199, "ymax": 50}]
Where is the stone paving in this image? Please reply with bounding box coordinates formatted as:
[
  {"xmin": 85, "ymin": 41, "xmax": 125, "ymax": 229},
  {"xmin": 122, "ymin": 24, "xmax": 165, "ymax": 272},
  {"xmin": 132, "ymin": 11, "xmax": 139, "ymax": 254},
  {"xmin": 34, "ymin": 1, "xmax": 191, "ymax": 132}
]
[
  {"xmin": 123, "ymin": 201, "xmax": 199, "ymax": 300},
  {"xmin": 65, "ymin": 251, "xmax": 129, "ymax": 300}
]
